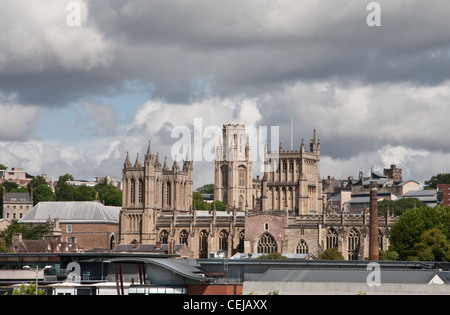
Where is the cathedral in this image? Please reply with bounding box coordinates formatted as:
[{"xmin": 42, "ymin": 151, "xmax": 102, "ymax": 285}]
[{"xmin": 119, "ymin": 124, "xmax": 397, "ymax": 260}]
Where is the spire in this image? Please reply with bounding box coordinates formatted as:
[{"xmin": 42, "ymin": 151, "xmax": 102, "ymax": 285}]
[
  {"xmin": 154, "ymin": 152, "xmax": 161, "ymax": 168},
  {"xmin": 134, "ymin": 153, "xmax": 142, "ymax": 167},
  {"xmin": 124, "ymin": 151, "xmax": 132, "ymax": 168},
  {"xmin": 173, "ymin": 156, "xmax": 179, "ymax": 171},
  {"xmin": 145, "ymin": 140, "xmax": 152, "ymax": 161},
  {"xmin": 162, "ymin": 157, "xmax": 169, "ymax": 171}
]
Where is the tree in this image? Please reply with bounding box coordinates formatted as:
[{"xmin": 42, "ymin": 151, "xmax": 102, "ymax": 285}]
[
  {"xmin": 55, "ymin": 174, "xmax": 76, "ymax": 201},
  {"xmin": 74, "ymin": 185, "xmax": 96, "ymax": 201},
  {"xmin": 424, "ymin": 173, "xmax": 450, "ymax": 189},
  {"xmin": 94, "ymin": 180, "xmax": 122, "ymax": 206},
  {"xmin": 32, "ymin": 184, "xmax": 55, "ymax": 206},
  {"xmin": 258, "ymin": 252, "xmax": 289, "ymax": 260},
  {"xmin": 8, "ymin": 283, "xmax": 46, "ymax": 295},
  {"xmin": 0, "ymin": 221, "xmax": 51, "ymax": 248},
  {"xmin": 319, "ymin": 247, "xmax": 344, "ymax": 260},
  {"xmin": 196, "ymin": 184, "xmax": 214, "ymax": 194},
  {"xmin": 389, "ymin": 205, "xmax": 450, "ymax": 260},
  {"xmin": 0, "ymin": 238, "xmax": 10, "ymax": 253},
  {"xmin": 408, "ymin": 228, "xmax": 450, "ymax": 262},
  {"xmin": 378, "ymin": 198, "xmax": 424, "ymax": 216}
]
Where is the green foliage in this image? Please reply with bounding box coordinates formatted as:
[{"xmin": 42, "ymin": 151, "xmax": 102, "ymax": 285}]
[
  {"xmin": 319, "ymin": 247, "xmax": 344, "ymax": 260},
  {"xmin": 193, "ymin": 192, "xmax": 227, "ymax": 211},
  {"xmin": 258, "ymin": 252, "xmax": 289, "ymax": 260},
  {"xmin": 424, "ymin": 173, "xmax": 450, "ymax": 189},
  {"xmin": 196, "ymin": 184, "xmax": 215, "ymax": 194},
  {"xmin": 32, "ymin": 184, "xmax": 55, "ymax": 206},
  {"xmin": 55, "ymin": 174, "xmax": 76, "ymax": 201},
  {"xmin": 407, "ymin": 228, "xmax": 450, "ymax": 262},
  {"xmin": 0, "ymin": 221, "xmax": 51, "ymax": 248},
  {"xmin": 0, "ymin": 238, "xmax": 11, "ymax": 253},
  {"xmin": 8, "ymin": 283, "xmax": 46, "ymax": 295},
  {"xmin": 379, "ymin": 249, "xmax": 399, "ymax": 261},
  {"xmin": 378, "ymin": 198, "xmax": 424, "ymax": 216},
  {"xmin": 389, "ymin": 205, "xmax": 450, "ymax": 261}
]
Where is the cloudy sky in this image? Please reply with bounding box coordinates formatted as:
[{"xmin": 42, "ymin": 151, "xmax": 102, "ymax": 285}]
[{"xmin": 1, "ymin": 0, "xmax": 450, "ymax": 188}]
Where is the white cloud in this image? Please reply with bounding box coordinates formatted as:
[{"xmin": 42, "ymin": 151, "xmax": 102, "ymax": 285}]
[
  {"xmin": 0, "ymin": 98, "xmax": 41, "ymax": 141},
  {"xmin": 0, "ymin": 0, "xmax": 113, "ymax": 73}
]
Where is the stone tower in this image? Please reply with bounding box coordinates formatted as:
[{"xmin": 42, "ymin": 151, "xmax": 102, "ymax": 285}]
[
  {"xmin": 120, "ymin": 141, "xmax": 193, "ymax": 244},
  {"xmin": 261, "ymin": 129, "xmax": 322, "ymax": 215},
  {"xmin": 214, "ymin": 124, "xmax": 253, "ymax": 210}
]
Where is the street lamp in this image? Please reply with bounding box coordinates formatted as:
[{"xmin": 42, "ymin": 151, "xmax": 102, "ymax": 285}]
[{"xmin": 23, "ymin": 265, "xmax": 52, "ymax": 295}]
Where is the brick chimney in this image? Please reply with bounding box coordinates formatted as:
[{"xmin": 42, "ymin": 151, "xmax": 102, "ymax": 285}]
[{"xmin": 369, "ymin": 181, "xmax": 379, "ymax": 261}]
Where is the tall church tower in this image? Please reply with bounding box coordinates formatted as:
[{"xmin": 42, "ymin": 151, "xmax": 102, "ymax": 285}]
[
  {"xmin": 120, "ymin": 141, "xmax": 193, "ymax": 245},
  {"xmin": 214, "ymin": 124, "xmax": 253, "ymax": 210}
]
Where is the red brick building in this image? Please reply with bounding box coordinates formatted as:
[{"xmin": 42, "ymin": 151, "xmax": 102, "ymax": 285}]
[
  {"xmin": 19, "ymin": 201, "xmax": 120, "ymax": 251},
  {"xmin": 437, "ymin": 184, "xmax": 450, "ymax": 206}
]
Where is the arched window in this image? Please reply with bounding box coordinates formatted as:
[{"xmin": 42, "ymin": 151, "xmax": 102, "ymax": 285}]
[
  {"xmin": 138, "ymin": 178, "xmax": 144, "ymax": 204},
  {"xmin": 219, "ymin": 230, "xmax": 229, "ymax": 253},
  {"xmin": 238, "ymin": 230, "xmax": 245, "ymax": 253},
  {"xmin": 221, "ymin": 166, "xmax": 228, "ymax": 188},
  {"xmin": 166, "ymin": 181, "xmax": 171, "ymax": 207},
  {"xmin": 296, "ymin": 239, "xmax": 309, "ymax": 254},
  {"xmin": 160, "ymin": 230, "xmax": 169, "ymax": 244},
  {"xmin": 110, "ymin": 234, "xmax": 116, "ymax": 250},
  {"xmin": 257, "ymin": 233, "xmax": 278, "ymax": 254},
  {"xmin": 378, "ymin": 230, "xmax": 384, "ymax": 251},
  {"xmin": 199, "ymin": 230, "xmax": 209, "ymax": 258},
  {"xmin": 238, "ymin": 166, "xmax": 246, "ymax": 187},
  {"xmin": 326, "ymin": 228, "xmax": 338, "ymax": 249},
  {"xmin": 179, "ymin": 230, "xmax": 189, "ymax": 246},
  {"xmin": 130, "ymin": 178, "xmax": 136, "ymax": 204},
  {"xmin": 348, "ymin": 229, "xmax": 361, "ymax": 261}
]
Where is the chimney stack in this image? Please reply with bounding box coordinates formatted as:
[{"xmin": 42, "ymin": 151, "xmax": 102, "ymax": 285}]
[{"xmin": 369, "ymin": 181, "xmax": 379, "ymax": 261}]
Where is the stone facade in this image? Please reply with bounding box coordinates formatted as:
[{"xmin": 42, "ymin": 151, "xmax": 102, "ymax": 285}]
[{"xmin": 119, "ymin": 126, "xmax": 397, "ymax": 260}]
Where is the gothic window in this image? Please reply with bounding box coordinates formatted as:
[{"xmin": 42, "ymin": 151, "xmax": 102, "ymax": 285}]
[
  {"xmin": 348, "ymin": 229, "xmax": 361, "ymax": 261},
  {"xmin": 160, "ymin": 230, "xmax": 169, "ymax": 244},
  {"xmin": 138, "ymin": 178, "xmax": 144, "ymax": 204},
  {"xmin": 179, "ymin": 230, "xmax": 189, "ymax": 246},
  {"xmin": 238, "ymin": 230, "xmax": 245, "ymax": 253},
  {"xmin": 257, "ymin": 232, "xmax": 278, "ymax": 254},
  {"xmin": 130, "ymin": 179, "xmax": 136, "ymax": 204},
  {"xmin": 166, "ymin": 181, "xmax": 171, "ymax": 207},
  {"xmin": 221, "ymin": 165, "xmax": 228, "ymax": 187},
  {"xmin": 110, "ymin": 235, "xmax": 116, "ymax": 250},
  {"xmin": 326, "ymin": 228, "xmax": 338, "ymax": 249},
  {"xmin": 378, "ymin": 230, "xmax": 384, "ymax": 251},
  {"xmin": 199, "ymin": 230, "xmax": 209, "ymax": 258},
  {"xmin": 296, "ymin": 239, "xmax": 309, "ymax": 255},
  {"xmin": 219, "ymin": 230, "xmax": 229, "ymax": 252},
  {"xmin": 238, "ymin": 166, "xmax": 246, "ymax": 187}
]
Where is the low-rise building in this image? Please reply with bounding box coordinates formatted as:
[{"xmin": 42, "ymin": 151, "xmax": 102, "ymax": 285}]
[{"xmin": 19, "ymin": 201, "xmax": 120, "ymax": 251}]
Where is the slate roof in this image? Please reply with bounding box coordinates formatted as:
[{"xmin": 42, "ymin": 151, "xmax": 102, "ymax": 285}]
[{"xmin": 19, "ymin": 201, "xmax": 121, "ymax": 224}]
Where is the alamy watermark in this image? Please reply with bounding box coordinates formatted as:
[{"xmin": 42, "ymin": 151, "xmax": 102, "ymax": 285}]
[
  {"xmin": 67, "ymin": 2, "xmax": 82, "ymax": 27},
  {"xmin": 367, "ymin": 2, "xmax": 381, "ymax": 27},
  {"xmin": 366, "ymin": 262, "xmax": 381, "ymax": 287}
]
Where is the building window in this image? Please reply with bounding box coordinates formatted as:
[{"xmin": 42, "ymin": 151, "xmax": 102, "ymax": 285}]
[
  {"xmin": 238, "ymin": 230, "xmax": 245, "ymax": 253},
  {"xmin": 257, "ymin": 233, "xmax": 278, "ymax": 254},
  {"xmin": 296, "ymin": 239, "xmax": 309, "ymax": 254},
  {"xmin": 130, "ymin": 179, "xmax": 136, "ymax": 204},
  {"xmin": 66, "ymin": 224, "xmax": 72, "ymax": 234},
  {"xmin": 160, "ymin": 230, "xmax": 169, "ymax": 244},
  {"xmin": 238, "ymin": 166, "xmax": 246, "ymax": 187},
  {"xmin": 138, "ymin": 178, "xmax": 144, "ymax": 204},
  {"xmin": 378, "ymin": 230, "xmax": 384, "ymax": 251},
  {"xmin": 199, "ymin": 230, "xmax": 209, "ymax": 258},
  {"xmin": 219, "ymin": 230, "xmax": 229, "ymax": 254},
  {"xmin": 179, "ymin": 230, "xmax": 189, "ymax": 246},
  {"xmin": 326, "ymin": 228, "xmax": 338, "ymax": 249},
  {"xmin": 348, "ymin": 229, "xmax": 361, "ymax": 261},
  {"xmin": 166, "ymin": 182, "xmax": 171, "ymax": 207}
]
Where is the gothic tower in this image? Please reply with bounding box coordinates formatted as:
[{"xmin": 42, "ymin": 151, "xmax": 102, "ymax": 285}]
[
  {"xmin": 214, "ymin": 124, "xmax": 253, "ymax": 210},
  {"xmin": 120, "ymin": 141, "xmax": 193, "ymax": 245}
]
